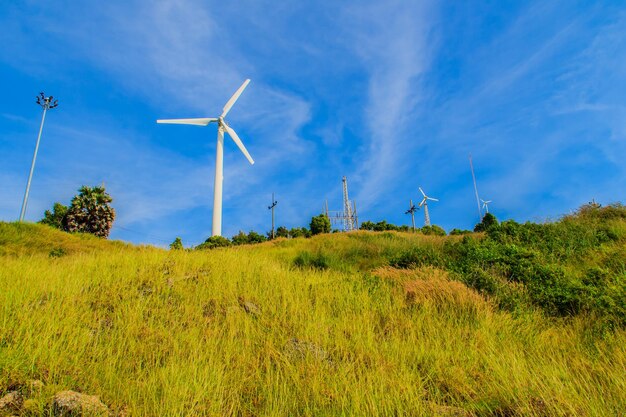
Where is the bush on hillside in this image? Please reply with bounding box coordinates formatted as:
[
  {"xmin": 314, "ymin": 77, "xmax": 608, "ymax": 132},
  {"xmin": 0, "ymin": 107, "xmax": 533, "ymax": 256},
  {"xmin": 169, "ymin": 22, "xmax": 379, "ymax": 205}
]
[
  {"xmin": 247, "ymin": 231, "xmax": 267, "ymax": 244},
  {"xmin": 40, "ymin": 202, "xmax": 68, "ymax": 230},
  {"xmin": 275, "ymin": 226, "xmax": 289, "ymax": 238},
  {"xmin": 196, "ymin": 236, "xmax": 231, "ymax": 250},
  {"xmin": 169, "ymin": 237, "xmax": 183, "ymax": 250},
  {"xmin": 232, "ymin": 231, "xmax": 249, "ymax": 245},
  {"xmin": 421, "ymin": 225, "xmax": 446, "ymax": 236}
]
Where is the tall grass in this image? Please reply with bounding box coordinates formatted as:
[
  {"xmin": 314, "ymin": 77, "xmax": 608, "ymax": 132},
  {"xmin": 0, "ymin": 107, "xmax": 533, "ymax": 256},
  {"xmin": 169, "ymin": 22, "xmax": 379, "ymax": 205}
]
[{"xmin": 0, "ymin": 222, "xmax": 625, "ymax": 416}]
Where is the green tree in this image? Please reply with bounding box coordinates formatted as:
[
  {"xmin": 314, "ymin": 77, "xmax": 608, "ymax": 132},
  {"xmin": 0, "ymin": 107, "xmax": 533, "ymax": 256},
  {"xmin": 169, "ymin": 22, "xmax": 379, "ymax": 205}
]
[
  {"xmin": 169, "ymin": 237, "xmax": 183, "ymax": 250},
  {"xmin": 64, "ymin": 185, "xmax": 116, "ymax": 238},
  {"xmin": 474, "ymin": 213, "xmax": 499, "ymax": 232},
  {"xmin": 40, "ymin": 202, "xmax": 68, "ymax": 230},
  {"xmin": 310, "ymin": 214, "xmax": 331, "ymax": 235}
]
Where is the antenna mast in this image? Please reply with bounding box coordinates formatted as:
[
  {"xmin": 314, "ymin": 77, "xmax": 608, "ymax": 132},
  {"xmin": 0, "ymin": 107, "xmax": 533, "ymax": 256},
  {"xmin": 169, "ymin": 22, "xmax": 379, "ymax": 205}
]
[
  {"xmin": 469, "ymin": 154, "xmax": 482, "ymax": 221},
  {"xmin": 327, "ymin": 177, "xmax": 358, "ymax": 232}
]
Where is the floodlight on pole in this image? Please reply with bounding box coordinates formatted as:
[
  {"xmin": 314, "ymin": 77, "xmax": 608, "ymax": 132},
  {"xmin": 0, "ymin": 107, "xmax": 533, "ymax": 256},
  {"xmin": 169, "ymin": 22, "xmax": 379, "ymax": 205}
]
[
  {"xmin": 268, "ymin": 193, "xmax": 278, "ymax": 239},
  {"xmin": 19, "ymin": 92, "xmax": 59, "ymax": 222},
  {"xmin": 405, "ymin": 199, "xmax": 418, "ymax": 232}
]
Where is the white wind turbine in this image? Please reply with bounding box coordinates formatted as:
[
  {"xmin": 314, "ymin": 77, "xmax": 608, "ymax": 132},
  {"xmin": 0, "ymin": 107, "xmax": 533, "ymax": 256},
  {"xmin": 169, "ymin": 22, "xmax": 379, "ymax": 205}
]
[
  {"xmin": 157, "ymin": 79, "xmax": 254, "ymax": 237},
  {"xmin": 481, "ymin": 199, "xmax": 492, "ymax": 215},
  {"xmin": 418, "ymin": 187, "xmax": 439, "ymax": 226}
]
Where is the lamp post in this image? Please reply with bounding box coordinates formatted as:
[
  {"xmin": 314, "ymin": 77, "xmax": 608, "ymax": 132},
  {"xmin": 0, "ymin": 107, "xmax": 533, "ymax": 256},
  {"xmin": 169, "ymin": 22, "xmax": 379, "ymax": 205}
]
[
  {"xmin": 19, "ymin": 92, "xmax": 58, "ymax": 222},
  {"xmin": 268, "ymin": 193, "xmax": 278, "ymax": 239}
]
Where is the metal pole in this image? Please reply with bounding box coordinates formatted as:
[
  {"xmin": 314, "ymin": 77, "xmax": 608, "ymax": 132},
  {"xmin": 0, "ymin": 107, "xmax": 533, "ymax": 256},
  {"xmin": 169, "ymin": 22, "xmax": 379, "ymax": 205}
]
[
  {"xmin": 271, "ymin": 193, "xmax": 275, "ymax": 239},
  {"xmin": 268, "ymin": 193, "xmax": 277, "ymax": 239},
  {"xmin": 410, "ymin": 199, "xmax": 416, "ymax": 232},
  {"xmin": 20, "ymin": 105, "xmax": 48, "ymax": 222}
]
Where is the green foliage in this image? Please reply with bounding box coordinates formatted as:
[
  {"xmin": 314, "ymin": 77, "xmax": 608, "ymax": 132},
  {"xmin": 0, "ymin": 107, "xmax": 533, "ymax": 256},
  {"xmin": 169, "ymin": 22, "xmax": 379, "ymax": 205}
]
[
  {"xmin": 421, "ymin": 225, "xmax": 446, "ymax": 236},
  {"xmin": 310, "ymin": 214, "xmax": 331, "ymax": 235},
  {"xmin": 231, "ymin": 231, "xmax": 249, "ymax": 245},
  {"xmin": 195, "ymin": 235, "xmax": 231, "ymax": 250},
  {"xmin": 64, "ymin": 185, "xmax": 116, "ymax": 238},
  {"xmin": 39, "ymin": 202, "xmax": 68, "ymax": 230},
  {"xmin": 449, "ymin": 228, "xmax": 472, "ymax": 235},
  {"xmin": 169, "ymin": 237, "xmax": 183, "ymax": 250},
  {"xmin": 359, "ymin": 220, "xmax": 410, "ymax": 232},
  {"xmin": 247, "ymin": 231, "xmax": 267, "ymax": 244},
  {"xmin": 474, "ymin": 213, "xmax": 499, "ymax": 232},
  {"xmin": 275, "ymin": 226, "xmax": 289, "ymax": 238},
  {"xmin": 289, "ymin": 227, "xmax": 311, "ymax": 238}
]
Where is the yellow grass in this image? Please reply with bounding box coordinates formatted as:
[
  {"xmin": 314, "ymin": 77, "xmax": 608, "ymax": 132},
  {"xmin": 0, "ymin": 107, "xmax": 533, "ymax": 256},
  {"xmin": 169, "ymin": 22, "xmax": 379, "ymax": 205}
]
[{"xmin": 0, "ymin": 223, "xmax": 625, "ymax": 416}]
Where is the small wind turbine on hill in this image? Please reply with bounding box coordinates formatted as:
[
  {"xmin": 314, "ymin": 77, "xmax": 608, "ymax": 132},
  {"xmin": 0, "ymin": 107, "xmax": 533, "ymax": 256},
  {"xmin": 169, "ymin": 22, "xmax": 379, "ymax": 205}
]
[
  {"xmin": 481, "ymin": 199, "xmax": 492, "ymax": 215},
  {"xmin": 157, "ymin": 79, "xmax": 254, "ymax": 237},
  {"xmin": 418, "ymin": 187, "xmax": 439, "ymax": 227}
]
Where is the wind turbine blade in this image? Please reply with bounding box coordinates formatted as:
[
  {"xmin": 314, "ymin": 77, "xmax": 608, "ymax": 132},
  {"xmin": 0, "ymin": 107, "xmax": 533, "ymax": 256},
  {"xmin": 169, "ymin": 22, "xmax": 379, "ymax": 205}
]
[
  {"xmin": 419, "ymin": 187, "xmax": 426, "ymax": 197},
  {"xmin": 157, "ymin": 118, "xmax": 217, "ymax": 126},
  {"xmin": 223, "ymin": 123, "xmax": 254, "ymax": 165},
  {"xmin": 221, "ymin": 79, "xmax": 251, "ymax": 118},
  {"xmin": 428, "ymin": 197, "xmax": 439, "ymax": 202}
]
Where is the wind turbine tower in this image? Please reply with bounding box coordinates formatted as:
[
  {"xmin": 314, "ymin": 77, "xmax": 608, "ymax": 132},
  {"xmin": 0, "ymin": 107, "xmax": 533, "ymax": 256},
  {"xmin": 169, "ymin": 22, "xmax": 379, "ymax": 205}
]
[
  {"xmin": 418, "ymin": 187, "xmax": 439, "ymax": 227},
  {"xmin": 268, "ymin": 193, "xmax": 278, "ymax": 239},
  {"xmin": 157, "ymin": 79, "xmax": 254, "ymax": 237},
  {"xmin": 405, "ymin": 199, "xmax": 418, "ymax": 231}
]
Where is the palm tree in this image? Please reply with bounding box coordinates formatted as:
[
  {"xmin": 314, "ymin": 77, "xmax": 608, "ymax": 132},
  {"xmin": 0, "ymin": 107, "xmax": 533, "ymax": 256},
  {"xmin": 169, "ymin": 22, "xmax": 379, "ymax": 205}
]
[{"xmin": 64, "ymin": 185, "xmax": 116, "ymax": 238}]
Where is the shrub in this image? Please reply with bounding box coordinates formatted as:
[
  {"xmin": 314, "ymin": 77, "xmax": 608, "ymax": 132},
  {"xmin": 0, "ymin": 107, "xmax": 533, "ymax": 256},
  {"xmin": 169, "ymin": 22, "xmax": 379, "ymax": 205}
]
[
  {"xmin": 40, "ymin": 202, "xmax": 68, "ymax": 230},
  {"xmin": 196, "ymin": 236, "xmax": 231, "ymax": 250},
  {"xmin": 421, "ymin": 225, "xmax": 446, "ymax": 236},
  {"xmin": 231, "ymin": 231, "xmax": 249, "ymax": 245},
  {"xmin": 169, "ymin": 237, "xmax": 183, "ymax": 250}
]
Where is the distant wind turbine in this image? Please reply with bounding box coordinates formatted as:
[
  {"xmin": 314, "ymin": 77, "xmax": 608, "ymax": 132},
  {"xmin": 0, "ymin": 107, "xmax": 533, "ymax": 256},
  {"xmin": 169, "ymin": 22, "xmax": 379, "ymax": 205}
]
[
  {"xmin": 481, "ymin": 199, "xmax": 492, "ymax": 215},
  {"xmin": 418, "ymin": 187, "xmax": 439, "ymax": 227},
  {"xmin": 157, "ymin": 79, "xmax": 254, "ymax": 237}
]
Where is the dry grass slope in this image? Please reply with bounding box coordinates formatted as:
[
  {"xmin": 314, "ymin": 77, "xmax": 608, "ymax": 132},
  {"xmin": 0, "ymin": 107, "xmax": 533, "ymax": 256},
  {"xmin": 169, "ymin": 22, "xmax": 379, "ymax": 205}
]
[{"xmin": 0, "ymin": 223, "xmax": 625, "ymax": 416}]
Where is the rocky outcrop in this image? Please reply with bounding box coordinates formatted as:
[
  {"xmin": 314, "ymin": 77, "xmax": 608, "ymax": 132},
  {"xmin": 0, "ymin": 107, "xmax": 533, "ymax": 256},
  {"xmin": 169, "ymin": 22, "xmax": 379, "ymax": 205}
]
[
  {"xmin": 0, "ymin": 391, "xmax": 23, "ymax": 414},
  {"xmin": 52, "ymin": 390, "xmax": 109, "ymax": 416}
]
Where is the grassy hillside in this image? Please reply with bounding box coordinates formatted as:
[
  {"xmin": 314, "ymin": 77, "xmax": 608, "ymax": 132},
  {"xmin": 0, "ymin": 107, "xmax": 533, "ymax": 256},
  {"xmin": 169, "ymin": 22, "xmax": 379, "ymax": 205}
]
[{"xmin": 0, "ymin": 211, "xmax": 625, "ymax": 416}]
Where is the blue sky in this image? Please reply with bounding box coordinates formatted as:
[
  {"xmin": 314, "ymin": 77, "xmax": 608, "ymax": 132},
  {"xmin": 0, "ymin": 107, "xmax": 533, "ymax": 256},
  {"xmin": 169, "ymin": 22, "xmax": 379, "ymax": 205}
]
[{"xmin": 1, "ymin": 1, "xmax": 625, "ymax": 246}]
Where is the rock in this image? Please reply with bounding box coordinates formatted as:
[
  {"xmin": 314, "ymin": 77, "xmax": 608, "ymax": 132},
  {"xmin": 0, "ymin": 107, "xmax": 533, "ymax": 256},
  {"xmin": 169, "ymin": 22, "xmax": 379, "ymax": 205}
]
[
  {"xmin": 238, "ymin": 297, "xmax": 261, "ymax": 317},
  {"xmin": 285, "ymin": 338, "xmax": 331, "ymax": 363},
  {"xmin": 0, "ymin": 391, "xmax": 23, "ymax": 414},
  {"xmin": 52, "ymin": 390, "xmax": 109, "ymax": 416}
]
